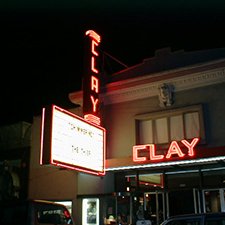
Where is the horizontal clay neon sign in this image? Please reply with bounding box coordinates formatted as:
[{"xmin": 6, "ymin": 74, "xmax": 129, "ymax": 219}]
[{"xmin": 133, "ymin": 138, "xmax": 199, "ymax": 162}]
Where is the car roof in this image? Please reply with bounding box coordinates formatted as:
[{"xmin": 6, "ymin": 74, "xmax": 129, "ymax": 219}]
[
  {"xmin": 167, "ymin": 212, "xmax": 225, "ymax": 220},
  {"xmin": 0, "ymin": 199, "xmax": 68, "ymax": 208}
]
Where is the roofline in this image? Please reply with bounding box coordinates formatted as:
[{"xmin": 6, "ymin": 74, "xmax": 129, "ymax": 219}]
[{"xmin": 69, "ymin": 58, "xmax": 225, "ymax": 106}]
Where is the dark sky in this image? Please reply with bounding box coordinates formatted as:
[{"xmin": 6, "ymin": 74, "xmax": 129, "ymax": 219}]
[{"xmin": 1, "ymin": 0, "xmax": 225, "ymax": 125}]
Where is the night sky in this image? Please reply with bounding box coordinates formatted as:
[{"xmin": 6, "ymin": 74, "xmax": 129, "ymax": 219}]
[{"xmin": 1, "ymin": 1, "xmax": 225, "ymax": 125}]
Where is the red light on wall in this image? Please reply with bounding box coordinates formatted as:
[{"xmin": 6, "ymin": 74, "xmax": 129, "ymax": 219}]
[
  {"xmin": 133, "ymin": 144, "xmax": 164, "ymax": 162},
  {"xmin": 84, "ymin": 114, "xmax": 101, "ymax": 125},
  {"xmin": 149, "ymin": 144, "xmax": 164, "ymax": 160},
  {"xmin": 90, "ymin": 95, "xmax": 99, "ymax": 112},
  {"xmin": 83, "ymin": 30, "xmax": 101, "ymax": 119},
  {"xmin": 92, "ymin": 40, "xmax": 99, "ymax": 56},
  {"xmin": 133, "ymin": 145, "xmax": 148, "ymax": 162},
  {"xmin": 91, "ymin": 56, "xmax": 98, "ymax": 73},
  {"xmin": 139, "ymin": 181, "xmax": 163, "ymax": 188},
  {"xmin": 85, "ymin": 30, "xmax": 101, "ymax": 43},
  {"xmin": 165, "ymin": 141, "xmax": 185, "ymax": 158},
  {"xmin": 181, "ymin": 138, "xmax": 199, "ymax": 156},
  {"xmin": 91, "ymin": 76, "xmax": 99, "ymax": 93}
]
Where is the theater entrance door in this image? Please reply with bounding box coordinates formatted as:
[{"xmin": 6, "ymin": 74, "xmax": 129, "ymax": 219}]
[{"xmin": 144, "ymin": 192, "xmax": 166, "ymax": 225}]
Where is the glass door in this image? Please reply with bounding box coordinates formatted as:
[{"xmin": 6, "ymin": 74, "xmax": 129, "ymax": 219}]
[
  {"xmin": 202, "ymin": 189, "xmax": 225, "ymax": 213},
  {"xmin": 116, "ymin": 196, "xmax": 131, "ymax": 225},
  {"xmin": 193, "ymin": 188, "xmax": 201, "ymax": 213},
  {"xmin": 144, "ymin": 192, "xmax": 165, "ymax": 225},
  {"xmin": 168, "ymin": 189, "xmax": 200, "ymax": 216}
]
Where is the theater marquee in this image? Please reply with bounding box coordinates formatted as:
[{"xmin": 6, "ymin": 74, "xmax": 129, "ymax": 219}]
[{"xmin": 40, "ymin": 105, "xmax": 106, "ymax": 175}]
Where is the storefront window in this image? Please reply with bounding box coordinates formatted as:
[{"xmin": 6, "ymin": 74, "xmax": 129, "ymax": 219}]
[
  {"xmin": 103, "ymin": 196, "xmax": 116, "ymax": 225},
  {"xmin": 202, "ymin": 188, "xmax": 225, "ymax": 213},
  {"xmin": 204, "ymin": 190, "xmax": 221, "ymax": 213},
  {"xmin": 167, "ymin": 172, "xmax": 200, "ymax": 189},
  {"xmin": 117, "ymin": 196, "xmax": 131, "ymax": 224},
  {"xmin": 123, "ymin": 173, "xmax": 164, "ymax": 193},
  {"xmin": 139, "ymin": 174, "xmax": 164, "ymax": 191},
  {"xmin": 169, "ymin": 190, "xmax": 196, "ymax": 216},
  {"xmin": 203, "ymin": 170, "xmax": 225, "ymax": 188}
]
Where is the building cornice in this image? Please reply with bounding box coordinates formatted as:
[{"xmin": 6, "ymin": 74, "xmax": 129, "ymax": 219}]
[
  {"xmin": 69, "ymin": 60, "xmax": 225, "ymax": 106},
  {"xmin": 101, "ymin": 67, "xmax": 225, "ymax": 105},
  {"xmin": 105, "ymin": 58, "xmax": 225, "ymax": 89}
]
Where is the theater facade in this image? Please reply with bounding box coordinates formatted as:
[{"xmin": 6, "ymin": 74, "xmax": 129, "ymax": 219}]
[
  {"xmin": 28, "ymin": 46, "xmax": 225, "ymax": 225},
  {"xmin": 68, "ymin": 47, "xmax": 225, "ymax": 225}
]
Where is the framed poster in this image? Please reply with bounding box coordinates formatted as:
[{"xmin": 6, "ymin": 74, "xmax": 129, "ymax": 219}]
[{"xmin": 82, "ymin": 198, "xmax": 99, "ymax": 225}]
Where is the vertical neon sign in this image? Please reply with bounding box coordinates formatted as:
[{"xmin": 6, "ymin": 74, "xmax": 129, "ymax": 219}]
[{"xmin": 83, "ymin": 30, "xmax": 101, "ymax": 125}]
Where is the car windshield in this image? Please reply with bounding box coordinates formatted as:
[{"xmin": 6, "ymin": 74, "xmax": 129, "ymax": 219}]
[
  {"xmin": 0, "ymin": 201, "xmax": 73, "ymax": 225},
  {"xmin": 37, "ymin": 202, "xmax": 73, "ymax": 224}
]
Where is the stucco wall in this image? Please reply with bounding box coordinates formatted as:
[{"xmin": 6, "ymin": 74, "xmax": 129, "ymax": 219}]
[
  {"xmin": 29, "ymin": 105, "xmax": 114, "ymax": 199},
  {"xmin": 174, "ymin": 83, "xmax": 225, "ymax": 147},
  {"xmin": 29, "ymin": 112, "xmax": 78, "ymax": 222},
  {"xmin": 29, "ymin": 114, "xmax": 78, "ymax": 198},
  {"xmin": 103, "ymin": 82, "xmax": 225, "ymax": 159},
  {"xmin": 77, "ymin": 172, "xmax": 114, "ymax": 195}
]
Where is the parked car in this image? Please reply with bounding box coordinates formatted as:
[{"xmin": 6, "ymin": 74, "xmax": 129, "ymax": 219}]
[
  {"xmin": 0, "ymin": 199, "xmax": 74, "ymax": 224},
  {"xmin": 161, "ymin": 212, "xmax": 225, "ymax": 225}
]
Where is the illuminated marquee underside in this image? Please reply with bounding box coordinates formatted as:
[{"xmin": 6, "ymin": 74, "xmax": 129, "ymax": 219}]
[
  {"xmin": 106, "ymin": 145, "xmax": 225, "ymax": 172},
  {"xmin": 40, "ymin": 105, "xmax": 106, "ymax": 175},
  {"xmin": 106, "ymin": 156, "xmax": 225, "ymax": 171}
]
